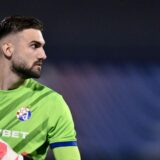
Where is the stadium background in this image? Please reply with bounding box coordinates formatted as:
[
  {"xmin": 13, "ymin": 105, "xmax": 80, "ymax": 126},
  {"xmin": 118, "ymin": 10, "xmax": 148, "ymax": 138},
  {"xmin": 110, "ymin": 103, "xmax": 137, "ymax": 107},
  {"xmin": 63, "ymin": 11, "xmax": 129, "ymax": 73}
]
[{"xmin": 1, "ymin": 0, "xmax": 160, "ymax": 159}]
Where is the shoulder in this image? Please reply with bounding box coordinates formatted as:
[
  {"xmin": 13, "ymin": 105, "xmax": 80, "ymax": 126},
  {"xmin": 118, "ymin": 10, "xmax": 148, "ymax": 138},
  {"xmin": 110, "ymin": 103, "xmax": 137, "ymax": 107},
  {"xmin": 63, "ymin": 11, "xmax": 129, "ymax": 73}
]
[
  {"xmin": 24, "ymin": 78, "xmax": 55, "ymax": 93},
  {"xmin": 23, "ymin": 78, "xmax": 63, "ymax": 101}
]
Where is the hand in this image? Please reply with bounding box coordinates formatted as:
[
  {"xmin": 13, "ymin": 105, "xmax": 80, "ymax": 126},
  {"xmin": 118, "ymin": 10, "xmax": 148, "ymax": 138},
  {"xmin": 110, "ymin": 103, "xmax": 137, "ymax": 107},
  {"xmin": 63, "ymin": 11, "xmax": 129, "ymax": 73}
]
[{"xmin": 0, "ymin": 140, "xmax": 23, "ymax": 160}]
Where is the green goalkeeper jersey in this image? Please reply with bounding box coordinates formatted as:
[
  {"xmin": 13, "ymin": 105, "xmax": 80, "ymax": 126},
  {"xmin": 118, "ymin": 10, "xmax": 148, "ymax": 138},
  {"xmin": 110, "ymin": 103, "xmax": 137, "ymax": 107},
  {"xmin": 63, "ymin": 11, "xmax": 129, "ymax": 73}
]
[{"xmin": 0, "ymin": 78, "xmax": 80, "ymax": 160}]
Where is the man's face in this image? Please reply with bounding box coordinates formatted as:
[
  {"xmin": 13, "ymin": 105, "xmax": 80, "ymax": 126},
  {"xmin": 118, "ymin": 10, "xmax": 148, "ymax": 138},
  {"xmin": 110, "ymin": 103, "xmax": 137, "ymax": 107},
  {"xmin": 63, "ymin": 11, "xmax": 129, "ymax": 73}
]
[
  {"xmin": 11, "ymin": 29, "xmax": 46, "ymax": 78},
  {"xmin": 11, "ymin": 29, "xmax": 47, "ymax": 79}
]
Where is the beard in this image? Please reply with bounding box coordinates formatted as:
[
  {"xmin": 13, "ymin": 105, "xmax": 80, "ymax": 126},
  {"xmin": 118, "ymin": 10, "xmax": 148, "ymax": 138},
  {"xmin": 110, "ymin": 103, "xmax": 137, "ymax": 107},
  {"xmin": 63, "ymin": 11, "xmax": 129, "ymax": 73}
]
[{"xmin": 11, "ymin": 61, "xmax": 42, "ymax": 79}]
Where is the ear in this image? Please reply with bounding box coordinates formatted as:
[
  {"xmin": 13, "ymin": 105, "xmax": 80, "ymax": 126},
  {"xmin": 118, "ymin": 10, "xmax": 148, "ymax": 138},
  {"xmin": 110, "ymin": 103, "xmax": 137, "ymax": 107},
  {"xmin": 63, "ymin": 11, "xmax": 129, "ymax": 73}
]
[{"xmin": 1, "ymin": 43, "xmax": 14, "ymax": 58}]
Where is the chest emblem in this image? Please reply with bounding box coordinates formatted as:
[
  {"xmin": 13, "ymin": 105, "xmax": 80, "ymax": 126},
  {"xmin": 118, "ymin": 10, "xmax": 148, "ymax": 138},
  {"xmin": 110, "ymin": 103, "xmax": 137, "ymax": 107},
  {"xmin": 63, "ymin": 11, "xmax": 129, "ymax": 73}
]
[{"xmin": 16, "ymin": 107, "xmax": 31, "ymax": 122}]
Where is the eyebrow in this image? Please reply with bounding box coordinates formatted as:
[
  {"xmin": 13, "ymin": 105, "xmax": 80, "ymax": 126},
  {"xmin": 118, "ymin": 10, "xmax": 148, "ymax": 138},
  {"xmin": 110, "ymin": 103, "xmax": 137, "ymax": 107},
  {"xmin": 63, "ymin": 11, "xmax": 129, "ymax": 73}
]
[{"xmin": 30, "ymin": 40, "xmax": 45, "ymax": 46}]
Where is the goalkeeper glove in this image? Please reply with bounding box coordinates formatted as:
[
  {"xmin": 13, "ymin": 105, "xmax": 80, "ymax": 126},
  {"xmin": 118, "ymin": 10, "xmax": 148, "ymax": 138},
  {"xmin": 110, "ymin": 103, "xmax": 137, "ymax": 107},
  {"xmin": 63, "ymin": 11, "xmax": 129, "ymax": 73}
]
[{"xmin": 0, "ymin": 139, "xmax": 23, "ymax": 160}]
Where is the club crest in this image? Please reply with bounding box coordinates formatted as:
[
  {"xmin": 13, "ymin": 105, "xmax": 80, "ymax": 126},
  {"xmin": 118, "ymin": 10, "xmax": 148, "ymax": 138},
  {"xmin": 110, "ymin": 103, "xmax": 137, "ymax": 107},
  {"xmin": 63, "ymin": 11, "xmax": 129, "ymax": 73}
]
[{"xmin": 16, "ymin": 107, "xmax": 31, "ymax": 121}]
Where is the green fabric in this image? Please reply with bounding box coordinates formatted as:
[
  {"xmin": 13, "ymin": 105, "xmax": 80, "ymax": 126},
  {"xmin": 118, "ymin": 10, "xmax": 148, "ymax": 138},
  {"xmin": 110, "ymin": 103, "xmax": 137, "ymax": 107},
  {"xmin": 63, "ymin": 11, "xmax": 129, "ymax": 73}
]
[
  {"xmin": 53, "ymin": 146, "xmax": 81, "ymax": 160},
  {"xmin": 0, "ymin": 78, "xmax": 78, "ymax": 159}
]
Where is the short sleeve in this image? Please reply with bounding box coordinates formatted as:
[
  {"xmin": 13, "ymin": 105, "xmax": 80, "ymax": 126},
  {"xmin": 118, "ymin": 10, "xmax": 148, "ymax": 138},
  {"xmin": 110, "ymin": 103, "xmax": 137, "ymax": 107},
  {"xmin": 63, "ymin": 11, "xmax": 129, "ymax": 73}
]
[{"xmin": 47, "ymin": 94, "xmax": 77, "ymax": 148}]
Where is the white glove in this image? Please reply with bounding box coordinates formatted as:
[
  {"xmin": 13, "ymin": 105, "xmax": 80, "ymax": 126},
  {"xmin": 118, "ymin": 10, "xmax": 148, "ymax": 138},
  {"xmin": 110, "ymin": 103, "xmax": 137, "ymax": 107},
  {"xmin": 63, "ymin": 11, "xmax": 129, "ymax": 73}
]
[{"xmin": 0, "ymin": 139, "xmax": 23, "ymax": 160}]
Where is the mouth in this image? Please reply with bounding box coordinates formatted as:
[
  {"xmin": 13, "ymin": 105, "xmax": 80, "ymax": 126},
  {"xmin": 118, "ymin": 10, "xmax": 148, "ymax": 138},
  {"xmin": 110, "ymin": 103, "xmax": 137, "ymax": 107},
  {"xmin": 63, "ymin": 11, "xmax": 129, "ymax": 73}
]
[
  {"xmin": 34, "ymin": 62, "xmax": 43, "ymax": 67},
  {"xmin": 36, "ymin": 64, "xmax": 42, "ymax": 67},
  {"xmin": 33, "ymin": 62, "xmax": 43, "ymax": 71}
]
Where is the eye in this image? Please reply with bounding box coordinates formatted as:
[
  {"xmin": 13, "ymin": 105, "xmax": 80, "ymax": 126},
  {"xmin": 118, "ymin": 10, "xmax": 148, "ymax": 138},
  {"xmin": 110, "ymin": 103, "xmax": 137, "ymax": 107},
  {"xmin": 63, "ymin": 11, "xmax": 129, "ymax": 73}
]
[{"xmin": 31, "ymin": 43, "xmax": 39, "ymax": 49}]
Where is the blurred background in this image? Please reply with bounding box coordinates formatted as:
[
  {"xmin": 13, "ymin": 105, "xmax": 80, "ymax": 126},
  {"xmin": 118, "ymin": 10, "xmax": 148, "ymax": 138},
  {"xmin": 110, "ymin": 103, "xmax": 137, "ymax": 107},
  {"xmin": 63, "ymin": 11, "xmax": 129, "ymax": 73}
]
[{"xmin": 1, "ymin": 0, "xmax": 160, "ymax": 159}]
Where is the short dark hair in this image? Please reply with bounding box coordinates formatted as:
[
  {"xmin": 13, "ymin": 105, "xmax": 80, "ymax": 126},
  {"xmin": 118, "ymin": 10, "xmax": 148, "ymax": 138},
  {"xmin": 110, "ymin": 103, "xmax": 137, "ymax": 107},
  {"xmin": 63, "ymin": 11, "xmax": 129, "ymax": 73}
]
[{"xmin": 0, "ymin": 15, "xmax": 43, "ymax": 40}]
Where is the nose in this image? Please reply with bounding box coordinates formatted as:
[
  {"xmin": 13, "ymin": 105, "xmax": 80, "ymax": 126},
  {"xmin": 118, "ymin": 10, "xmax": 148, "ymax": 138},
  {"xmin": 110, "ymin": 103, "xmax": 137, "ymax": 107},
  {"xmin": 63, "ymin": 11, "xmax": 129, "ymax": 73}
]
[{"xmin": 38, "ymin": 48, "xmax": 47, "ymax": 60}]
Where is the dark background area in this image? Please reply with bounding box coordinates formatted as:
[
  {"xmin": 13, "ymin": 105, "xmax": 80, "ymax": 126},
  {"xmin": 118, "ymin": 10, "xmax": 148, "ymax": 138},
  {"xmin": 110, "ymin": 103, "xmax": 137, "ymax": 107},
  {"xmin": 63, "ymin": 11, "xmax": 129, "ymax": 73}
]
[
  {"xmin": 1, "ymin": 0, "xmax": 160, "ymax": 159},
  {"xmin": 1, "ymin": 0, "xmax": 160, "ymax": 60}
]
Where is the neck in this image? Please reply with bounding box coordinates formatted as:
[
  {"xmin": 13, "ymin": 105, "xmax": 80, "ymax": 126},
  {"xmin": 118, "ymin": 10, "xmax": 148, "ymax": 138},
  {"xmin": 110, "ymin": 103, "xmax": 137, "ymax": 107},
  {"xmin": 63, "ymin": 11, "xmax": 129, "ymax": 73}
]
[
  {"xmin": 0, "ymin": 78, "xmax": 25, "ymax": 90},
  {"xmin": 0, "ymin": 60, "xmax": 25, "ymax": 90}
]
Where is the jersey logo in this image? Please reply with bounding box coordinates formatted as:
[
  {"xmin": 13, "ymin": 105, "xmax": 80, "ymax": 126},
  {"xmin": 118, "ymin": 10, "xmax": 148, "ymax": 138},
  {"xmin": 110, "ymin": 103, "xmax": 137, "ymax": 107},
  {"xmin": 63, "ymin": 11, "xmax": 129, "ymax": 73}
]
[{"xmin": 16, "ymin": 107, "xmax": 31, "ymax": 122}]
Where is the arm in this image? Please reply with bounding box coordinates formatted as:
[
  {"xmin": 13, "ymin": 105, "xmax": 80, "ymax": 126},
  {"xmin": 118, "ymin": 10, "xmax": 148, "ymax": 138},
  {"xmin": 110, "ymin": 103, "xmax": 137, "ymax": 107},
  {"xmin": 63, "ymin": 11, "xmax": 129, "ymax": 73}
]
[
  {"xmin": 47, "ymin": 95, "xmax": 81, "ymax": 160},
  {"xmin": 52, "ymin": 146, "xmax": 81, "ymax": 160}
]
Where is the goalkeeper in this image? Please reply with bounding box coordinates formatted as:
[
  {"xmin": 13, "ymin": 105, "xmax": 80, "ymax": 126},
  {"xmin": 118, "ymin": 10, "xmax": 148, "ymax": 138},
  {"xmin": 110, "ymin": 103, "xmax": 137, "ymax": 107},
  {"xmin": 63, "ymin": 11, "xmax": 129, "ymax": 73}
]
[{"xmin": 0, "ymin": 16, "xmax": 81, "ymax": 160}]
